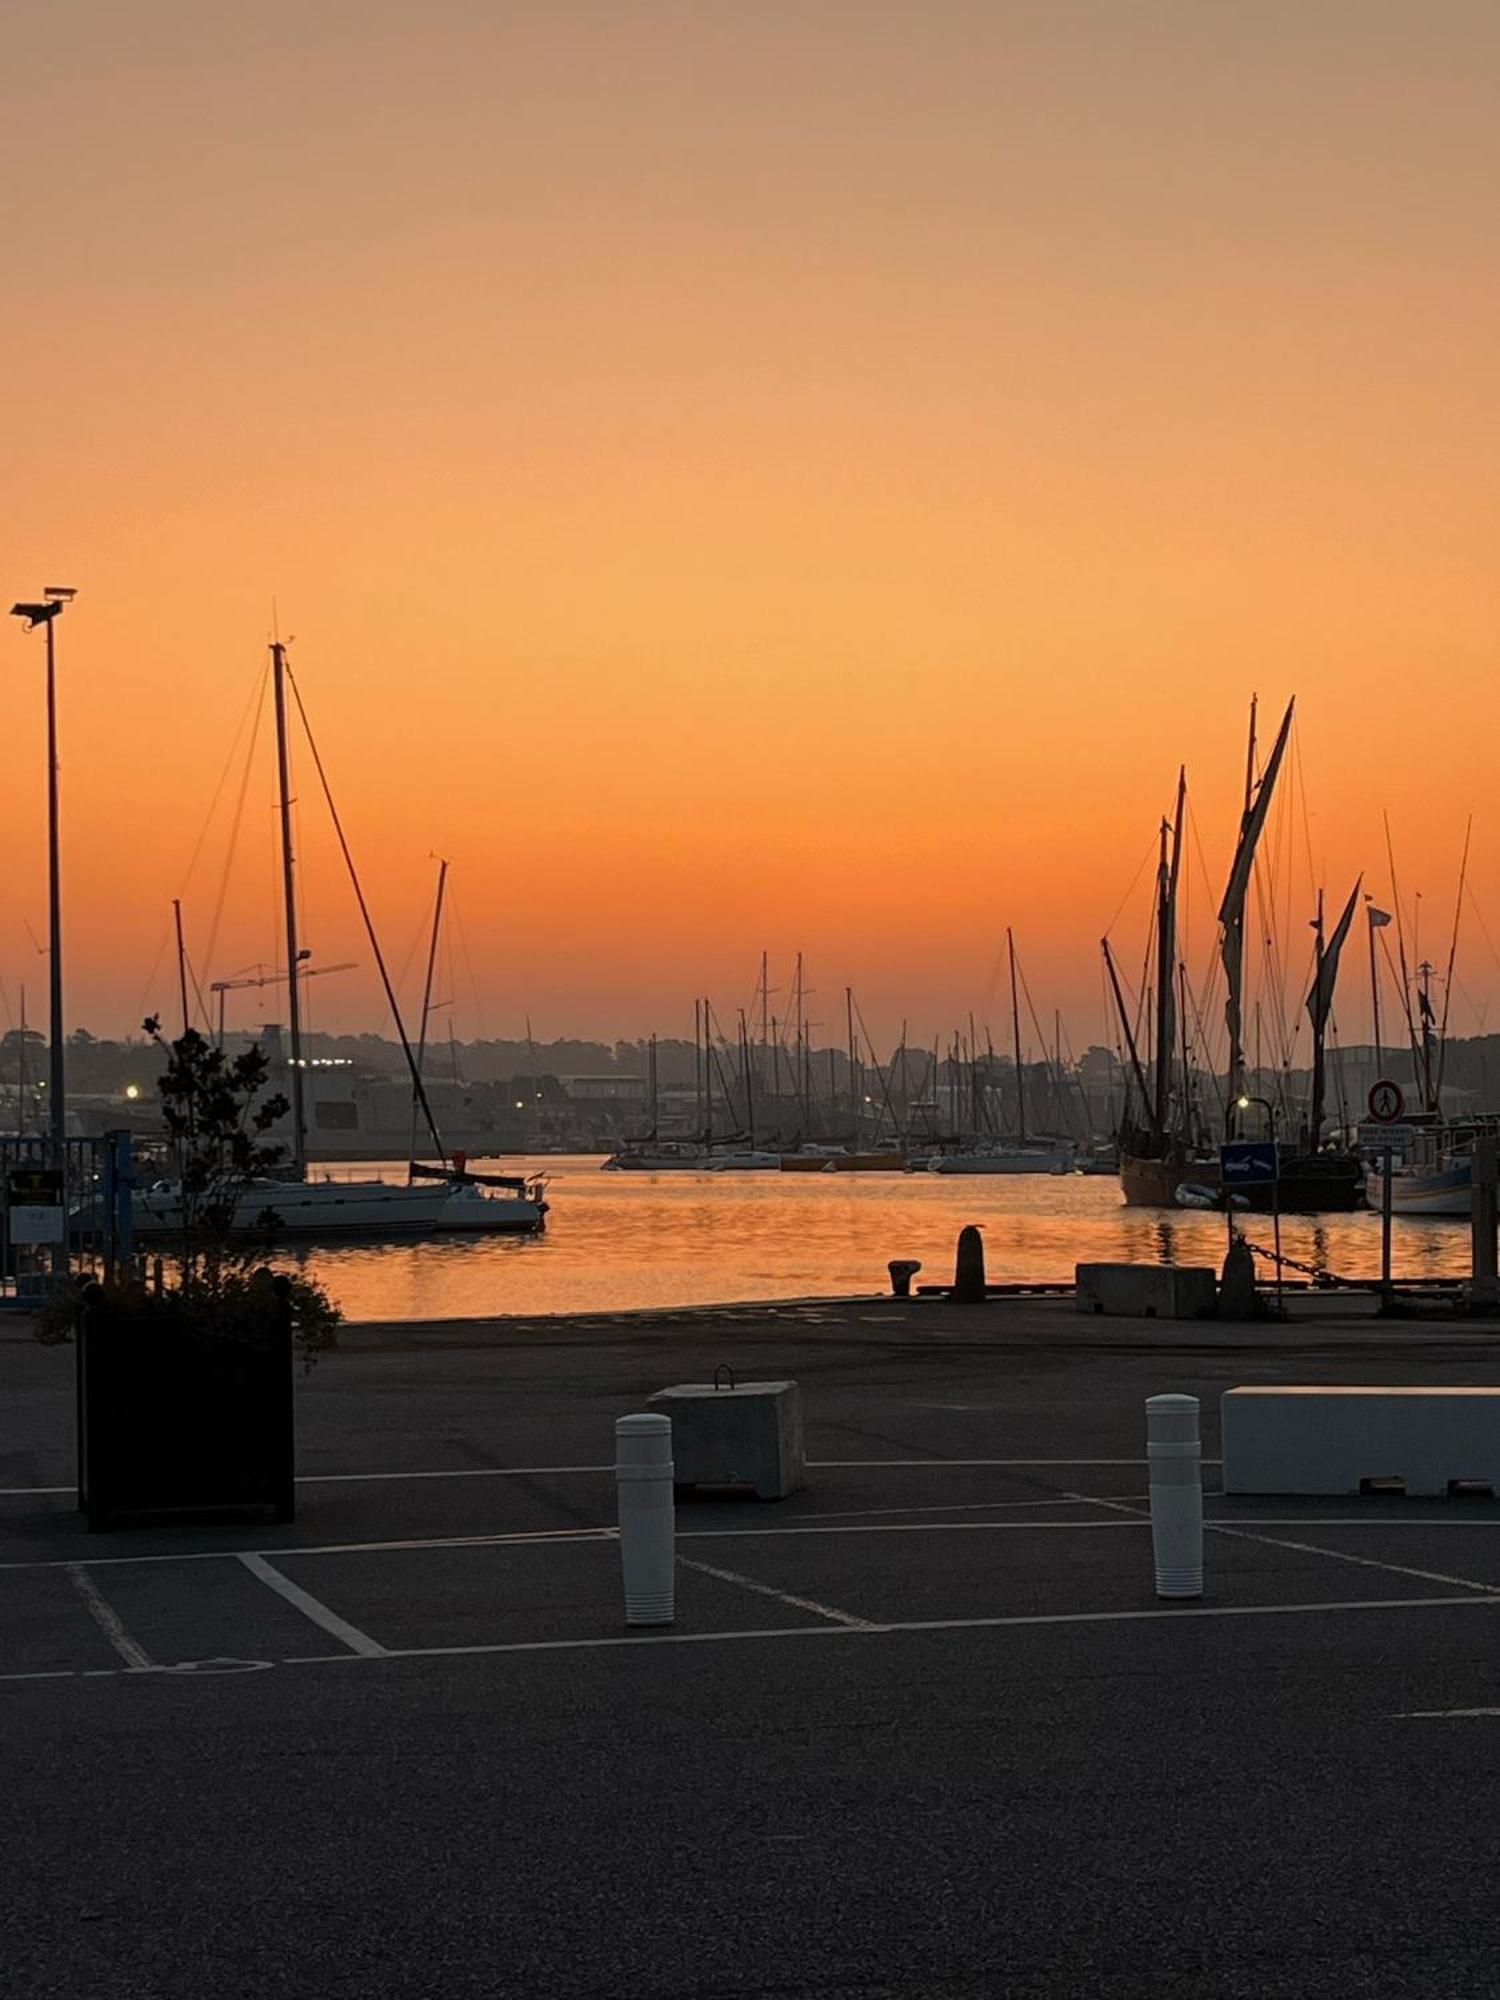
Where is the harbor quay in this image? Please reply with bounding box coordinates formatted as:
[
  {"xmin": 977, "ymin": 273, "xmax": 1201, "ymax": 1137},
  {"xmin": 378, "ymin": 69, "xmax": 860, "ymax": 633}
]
[{"xmin": 7, "ymin": 1296, "xmax": 1500, "ymax": 1997}]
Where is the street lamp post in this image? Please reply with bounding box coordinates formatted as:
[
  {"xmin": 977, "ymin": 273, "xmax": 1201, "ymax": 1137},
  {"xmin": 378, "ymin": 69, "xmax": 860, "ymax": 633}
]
[
  {"xmin": 10, "ymin": 588, "xmax": 75, "ymax": 1186},
  {"xmin": 1237, "ymin": 1092, "xmax": 1281, "ymax": 1315}
]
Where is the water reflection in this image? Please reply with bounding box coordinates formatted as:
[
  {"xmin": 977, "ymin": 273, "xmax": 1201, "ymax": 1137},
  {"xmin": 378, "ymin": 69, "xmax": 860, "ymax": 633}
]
[{"xmin": 281, "ymin": 1156, "xmax": 1482, "ymax": 1322}]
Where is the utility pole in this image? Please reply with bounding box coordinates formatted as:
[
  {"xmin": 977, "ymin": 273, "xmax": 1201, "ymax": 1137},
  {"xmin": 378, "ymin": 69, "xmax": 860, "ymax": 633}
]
[{"xmin": 9, "ymin": 588, "xmax": 75, "ymax": 1180}]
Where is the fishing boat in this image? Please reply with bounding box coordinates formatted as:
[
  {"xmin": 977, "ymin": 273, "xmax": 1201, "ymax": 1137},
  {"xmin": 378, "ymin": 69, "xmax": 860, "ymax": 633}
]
[
  {"xmin": 1365, "ymin": 1154, "xmax": 1471, "ymax": 1216},
  {"xmin": 1114, "ymin": 705, "xmax": 1364, "ymax": 1213},
  {"xmin": 1363, "ymin": 1110, "xmax": 1500, "ymax": 1217}
]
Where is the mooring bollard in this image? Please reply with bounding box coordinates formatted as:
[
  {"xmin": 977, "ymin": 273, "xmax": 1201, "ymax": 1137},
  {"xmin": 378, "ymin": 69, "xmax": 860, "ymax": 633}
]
[
  {"xmin": 889, "ymin": 1258, "xmax": 921, "ymax": 1298},
  {"xmin": 615, "ymin": 1413, "xmax": 675, "ymax": 1626},
  {"xmin": 1145, "ymin": 1393, "xmax": 1203, "ymax": 1599},
  {"xmin": 953, "ymin": 1225, "xmax": 986, "ymax": 1302}
]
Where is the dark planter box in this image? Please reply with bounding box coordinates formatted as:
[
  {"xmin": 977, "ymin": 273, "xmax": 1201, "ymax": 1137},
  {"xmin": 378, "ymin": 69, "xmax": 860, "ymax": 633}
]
[{"xmin": 76, "ymin": 1276, "xmax": 295, "ymax": 1530}]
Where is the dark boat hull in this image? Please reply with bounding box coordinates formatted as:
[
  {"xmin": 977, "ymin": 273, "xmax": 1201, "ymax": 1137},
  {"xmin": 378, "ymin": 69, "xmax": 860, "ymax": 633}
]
[{"xmin": 1120, "ymin": 1149, "xmax": 1365, "ymax": 1214}]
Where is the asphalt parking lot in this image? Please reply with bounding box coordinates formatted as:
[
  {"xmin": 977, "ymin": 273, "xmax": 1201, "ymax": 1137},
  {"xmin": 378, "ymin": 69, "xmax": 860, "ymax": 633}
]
[{"xmin": 7, "ymin": 1300, "xmax": 1500, "ymax": 1997}]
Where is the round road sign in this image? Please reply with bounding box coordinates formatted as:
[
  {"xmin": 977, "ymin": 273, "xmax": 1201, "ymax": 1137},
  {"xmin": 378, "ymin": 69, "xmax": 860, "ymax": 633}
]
[{"xmin": 1368, "ymin": 1079, "xmax": 1405, "ymax": 1123}]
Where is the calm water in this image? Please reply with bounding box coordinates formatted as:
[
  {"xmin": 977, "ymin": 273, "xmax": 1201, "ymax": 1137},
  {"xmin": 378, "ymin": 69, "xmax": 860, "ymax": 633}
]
[{"xmin": 288, "ymin": 1156, "xmax": 1477, "ymax": 1322}]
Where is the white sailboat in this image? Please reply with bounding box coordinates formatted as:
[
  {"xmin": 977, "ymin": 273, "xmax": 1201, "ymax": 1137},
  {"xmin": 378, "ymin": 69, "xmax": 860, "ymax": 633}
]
[{"xmin": 136, "ymin": 640, "xmax": 547, "ymax": 1242}]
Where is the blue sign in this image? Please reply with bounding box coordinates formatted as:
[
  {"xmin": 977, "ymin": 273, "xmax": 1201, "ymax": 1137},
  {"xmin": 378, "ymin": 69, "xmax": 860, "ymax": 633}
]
[{"xmin": 1220, "ymin": 1140, "xmax": 1279, "ymax": 1186}]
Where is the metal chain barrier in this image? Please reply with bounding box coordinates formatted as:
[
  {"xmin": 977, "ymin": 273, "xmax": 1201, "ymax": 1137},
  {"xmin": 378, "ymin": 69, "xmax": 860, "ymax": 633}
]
[{"xmin": 1242, "ymin": 1239, "xmax": 1348, "ymax": 1289}]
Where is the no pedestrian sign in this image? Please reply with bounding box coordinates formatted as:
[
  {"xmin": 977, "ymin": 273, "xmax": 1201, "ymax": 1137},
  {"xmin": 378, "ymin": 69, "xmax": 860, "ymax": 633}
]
[{"xmin": 1368, "ymin": 1079, "xmax": 1405, "ymax": 1123}]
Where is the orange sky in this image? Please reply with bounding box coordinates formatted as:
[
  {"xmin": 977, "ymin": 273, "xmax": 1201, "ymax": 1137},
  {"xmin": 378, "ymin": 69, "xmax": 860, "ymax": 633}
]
[{"xmin": 2, "ymin": 3, "xmax": 1497, "ymax": 1059}]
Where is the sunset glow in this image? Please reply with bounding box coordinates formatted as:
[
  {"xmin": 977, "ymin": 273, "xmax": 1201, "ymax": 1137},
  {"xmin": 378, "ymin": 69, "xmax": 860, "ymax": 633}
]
[{"xmin": 3, "ymin": 3, "xmax": 1497, "ymax": 1053}]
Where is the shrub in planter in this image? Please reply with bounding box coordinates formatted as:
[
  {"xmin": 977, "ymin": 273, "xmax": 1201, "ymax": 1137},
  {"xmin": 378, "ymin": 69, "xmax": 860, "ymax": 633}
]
[{"xmin": 65, "ymin": 1023, "xmax": 341, "ymax": 1529}]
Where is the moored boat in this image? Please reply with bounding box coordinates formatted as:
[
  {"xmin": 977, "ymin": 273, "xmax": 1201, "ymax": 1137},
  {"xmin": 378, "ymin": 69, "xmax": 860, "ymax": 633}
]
[
  {"xmin": 130, "ymin": 1168, "xmax": 548, "ymax": 1239},
  {"xmin": 929, "ymin": 1141, "xmax": 1074, "ymax": 1175},
  {"xmin": 1112, "ymin": 703, "xmax": 1365, "ymax": 1216}
]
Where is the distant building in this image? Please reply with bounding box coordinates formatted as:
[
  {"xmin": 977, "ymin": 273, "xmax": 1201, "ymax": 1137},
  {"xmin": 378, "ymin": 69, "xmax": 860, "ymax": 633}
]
[{"xmin": 560, "ymin": 1075, "xmax": 648, "ymax": 1104}]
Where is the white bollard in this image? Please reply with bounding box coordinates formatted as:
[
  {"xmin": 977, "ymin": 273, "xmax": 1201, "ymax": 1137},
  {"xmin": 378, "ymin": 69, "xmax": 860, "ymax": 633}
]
[
  {"xmin": 1145, "ymin": 1393, "xmax": 1204, "ymax": 1599},
  {"xmin": 616, "ymin": 1413, "xmax": 675, "ymax": 1626}
]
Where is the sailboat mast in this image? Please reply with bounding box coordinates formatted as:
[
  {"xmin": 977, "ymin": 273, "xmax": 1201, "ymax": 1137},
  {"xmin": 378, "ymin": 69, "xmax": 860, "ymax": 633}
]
[
  {"xmin": 173, "ymin": 898, "xmax": 191, "ymax": 1037},
  {"xmin": 969, "ymin": 1011, "xmax": 979, "ymax": 1134},
  {"xmin": 759, "ymin": 950, "xmax": 769, "ymax": 1090},
  {"xmin": 1007, "ymin": 928, "xmax": 1026, "ymax": 1141},
  {"xmin": 408, "ymin": 858, "xmax": 449, "ymax": 1175},
  {"xmin": 1220, "ymin": 698, "xmax": 1294, "ymax": 1134},
  {"xmin": 704, "ymin": 996, "xmax": 716, "ymax": 1144},
  {"xmin": 1309, "ymin": 889, "xmax": 1326, "ymax": 1148},
  {"xmin": 739, "ymin": 1009, "xmax": 754, "ymax": 1148},
  {"xmin": 1152, "ymin": 771, "xmax": 1185, "ymax": 1136},
  {"xmin": 270, "ymin": 640, "xmax": 306, "ymax": 1173}
]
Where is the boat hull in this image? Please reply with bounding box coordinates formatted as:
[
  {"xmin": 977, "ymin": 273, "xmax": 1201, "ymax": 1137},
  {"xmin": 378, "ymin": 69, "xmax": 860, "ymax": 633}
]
[
  {"xmin": 1363, "ymin": 1163, "xmax": 1472, "ymax": 1216},
  {"xmin": 1120, "ymin": 1150, "xmax": 1365, "ymax": 1213},
  {"xmin": 929, "ymin": 1148, "xmax": 1074, "ymax": 1175},
  {"xmin": 130, "ymin": 1178, "xmax": 547, "ymax": 1240}
]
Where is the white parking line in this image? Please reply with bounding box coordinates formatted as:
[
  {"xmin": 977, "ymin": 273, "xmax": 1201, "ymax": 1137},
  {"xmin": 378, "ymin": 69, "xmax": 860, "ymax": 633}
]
[
  {"xmin": 297, "ymin": 1464, "xmax": 613, "ymax": 1486},
  {"xmin": 807, "ymin": 1458, "xmax": 1224, "ymax": 1469},
  {"xmin": 804, "ymin": 1496, "xmax": 1146, "ymax": 1522},
  {"xmin": 0, "ymin": 1456, "xmax": 1221, "ymax": 1499},
  {"xmin": 0, "ymin": 1527, "xmax": 618, "ymax": 1573},
  {"xmin": 9, "ymin": 1514, "xmax": 1500, "ymax": 1577},
  {"xmin": 1208, "ymin": 1523, "xmax": 1500, "ymax": 1597},
  {"xmin": 66, "ymin": 1564, "xmax": 153, "ymax": 1670},
  {"xmin": 5, "ymin": 1588, "xmax": 1496, "ymax": 1685},
  {"xmin": 677, "ymin": 1555, "xmax": 875, "ymax": 1630},
  {"xmin": 237, "ymin": 1554, "xmax": 388, "ymax": 1657},
  {"xmin": 1083, "ymin": 1494, "xmax": 1500, "ymax": 1599}
]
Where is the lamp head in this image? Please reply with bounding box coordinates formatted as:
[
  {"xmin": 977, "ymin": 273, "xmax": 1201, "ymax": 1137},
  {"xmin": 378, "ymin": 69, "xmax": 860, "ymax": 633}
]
[
  {"xmin": 1237, "ymin": 1095, "xmax": 1251, "ymax": 1110},
  {"xmin": 10, "ymin": 601, "xmax": 60, "ymax": 630}
]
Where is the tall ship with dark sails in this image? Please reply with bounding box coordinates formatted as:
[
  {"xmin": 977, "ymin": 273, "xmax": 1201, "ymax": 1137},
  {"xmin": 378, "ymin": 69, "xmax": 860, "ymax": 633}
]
[{"xmin": 1113, "ymin": 699, "xmax": 1364, "ymax": 1213}]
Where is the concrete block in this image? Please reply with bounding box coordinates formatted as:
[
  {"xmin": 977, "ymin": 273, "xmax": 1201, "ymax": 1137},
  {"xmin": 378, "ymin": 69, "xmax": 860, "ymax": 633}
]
[
  {"xmin": 1075, "ymin": 1263, "xmax": 1218, "ymax": 1320},
  {"xmin": 1222, "ymin": 1385, "xmax": 1500, "ymax": 1497},
  {"xmin": 647, "ymin": 1380, "xmax": 805, "ymax": 1499}
]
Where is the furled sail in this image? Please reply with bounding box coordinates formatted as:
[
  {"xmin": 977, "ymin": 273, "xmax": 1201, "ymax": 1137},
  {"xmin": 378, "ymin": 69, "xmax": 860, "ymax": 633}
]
[
  {"xmin": 1306, "ymin": 877, "xmax": 1363, "ymax": 1033},
  {"xmin": 1218, "ymin": 698, "xmax": 1294, "ymax": 1109},
  {"xmin": 1152, "ymin": 770, "xmax": 1186, "ymax": 1135}
]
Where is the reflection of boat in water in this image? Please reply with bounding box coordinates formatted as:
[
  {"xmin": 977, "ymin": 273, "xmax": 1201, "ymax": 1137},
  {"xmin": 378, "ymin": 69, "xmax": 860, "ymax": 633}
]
[{"xmin": 128, "ymin": 1168, "xmax": 548, "ymax": 1240}]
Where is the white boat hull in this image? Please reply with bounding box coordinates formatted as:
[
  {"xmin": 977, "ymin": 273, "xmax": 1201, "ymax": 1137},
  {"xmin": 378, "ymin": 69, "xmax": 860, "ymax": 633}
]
[
  {"xmin": 131, "ymin": 1176, "xmax": 547, "ymax": 1239},
  {"xmin": 1364, "ymin": 1163, "xmax": 1472, "ymax": 1217}
]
